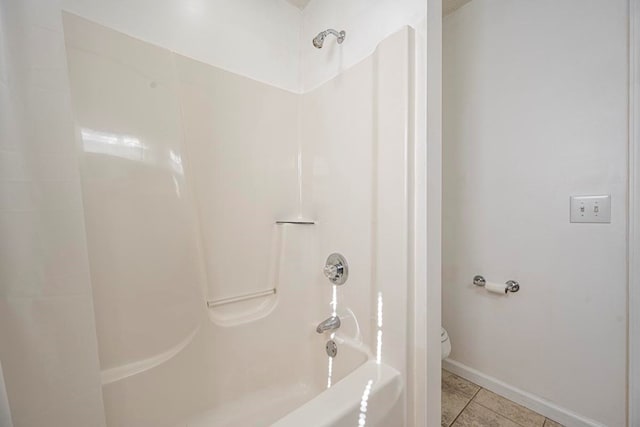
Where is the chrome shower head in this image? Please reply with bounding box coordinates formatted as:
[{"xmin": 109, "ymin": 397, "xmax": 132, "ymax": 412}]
[
  {"xmin": 312, "ymin": 32, "xmax": 326, "ymax": 49},
  {"xmin": 312, "ymin": 29, "xmax": 346, "ymax": 49}
]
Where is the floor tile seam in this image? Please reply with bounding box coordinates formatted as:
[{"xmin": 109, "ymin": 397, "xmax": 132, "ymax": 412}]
[
  {"xmin": 449, "ymin": 385, "xmax": 482, "ymax": 426},
  {"xmin": 443, "ymin": 386, "xmax": 481, "ymax": 401},
  {"xmin": 470, "ymin": 396, "xmax": 545, "ymax": 427},
  {"xmin": 456, "ymin": 400, "xmax": 524, "ymax": 427},
  {"xmin": 442, "ymin": 374, "xmax": 481, "ymax": 400}
]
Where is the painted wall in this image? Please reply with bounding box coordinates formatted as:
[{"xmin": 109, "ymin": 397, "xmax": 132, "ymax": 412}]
[
  {"xmin": 0, "ymin": 1, "xmax": 106, "ymax": 426},
  {"xmin": 61, "ymin": 0, "xmax": 427, "ymax": 93},
  {"xmin": 0, "ymin": 362, "xmax": 13, "ymax": 427},
  {"xmin": 62, "ymin": 0, "xmax": 302, "ymax": 92},
  {"xmin": 424, "ymin": 2, "xmax": 442, "ymax": 426},
  {"xmin": 442, "ymin": 1, "xmax": 628, "ymax": 426},
  {"xmin": 58, "ymin": 0, "xmax": 429, "ymax": 94}
]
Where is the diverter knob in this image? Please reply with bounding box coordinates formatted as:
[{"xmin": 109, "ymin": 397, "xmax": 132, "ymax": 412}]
[{"xmin": 323, "ymin": 253, "xmax": 348, "ymax": 285}]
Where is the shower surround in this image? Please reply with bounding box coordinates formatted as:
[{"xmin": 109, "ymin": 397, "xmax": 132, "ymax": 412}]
[{"xmin": 63, "ymin": 12, "xmax": 420, "ymax": 426}]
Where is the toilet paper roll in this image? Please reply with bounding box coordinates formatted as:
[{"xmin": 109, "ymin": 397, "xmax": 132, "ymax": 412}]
[{"xmin": 485, "ymin": 281, "xmax": 507, "ymax": 294}]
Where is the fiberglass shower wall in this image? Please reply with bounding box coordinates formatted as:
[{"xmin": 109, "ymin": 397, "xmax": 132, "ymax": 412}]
[
  {"xmin": 63, "ymin": 12, "xmax": 420, "ymax": 427},
  {"xmin": 0, "ymin": 0, "xmax": 430, "ymax": 425},
  {"xmin": 63, "ymin": 12, "xmax": 312, "ymax": 425},
  {"xmin": 0, "ymin": 2, "xmax": 106, "ymax": 427}
]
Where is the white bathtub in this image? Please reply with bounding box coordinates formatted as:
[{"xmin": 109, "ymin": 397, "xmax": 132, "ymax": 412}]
[
  {"xmin": 172, "ymin": 336, "xmax": 404, "ymax": 427},
  {"xmin": 98, "ymin": 221, "xmax": 406, "ymax": 427},
  {"xmin": 272, "ymin": 360, "xmax": 404, "ymax": 427}
]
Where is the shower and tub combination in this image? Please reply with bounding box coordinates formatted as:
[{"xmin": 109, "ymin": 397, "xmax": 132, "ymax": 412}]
[{"xmin": 8, "ymin": 5, "xmax": 429, "ymax": 425}]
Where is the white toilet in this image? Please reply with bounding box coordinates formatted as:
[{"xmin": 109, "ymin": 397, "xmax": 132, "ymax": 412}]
[{"xmin": 441, "ymin": 328, "xmax": 451, "ymax": 360}]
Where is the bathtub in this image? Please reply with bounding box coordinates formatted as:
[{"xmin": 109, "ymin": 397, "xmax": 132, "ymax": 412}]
[
  {"xmin": 99, "ymin": 224, "xmax": 406, "ymax": 427},
  {"xmin": 170, "ymin": 336, "xmax": 404, "ymax": 427},
  {"xmin": 272, "ymin": 360, "xmax": 404, "ymax": 427},
  {"xmin": 99, "ymin": 223, "xmax": 406, "ymax": 427}
]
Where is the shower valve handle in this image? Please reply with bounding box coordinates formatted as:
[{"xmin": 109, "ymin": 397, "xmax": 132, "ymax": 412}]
[
  {"xmin": 323, "ymin": 253, "xmax": 349, "ymax": 285},
  {"xmin": 323, "ymin": 265, "xmax": 340, "ymax": 280}
]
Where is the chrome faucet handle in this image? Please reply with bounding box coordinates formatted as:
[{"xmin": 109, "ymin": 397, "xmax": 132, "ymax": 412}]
[
  {"xmin": 323, "ymin": 264, "xmax": 339, "ymax": 280},
  {"xmin": 324, "ymin": 253, "xmax": 348, "ymax": 285}
]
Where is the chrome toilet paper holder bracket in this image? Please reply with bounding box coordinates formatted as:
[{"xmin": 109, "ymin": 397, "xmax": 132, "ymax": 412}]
[{"xmin": 473, "ymin": 275, "xmax": 520, "ymax": 293}]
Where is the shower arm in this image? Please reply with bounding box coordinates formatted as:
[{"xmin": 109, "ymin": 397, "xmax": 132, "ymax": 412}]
[
  {"xmin": 322, "ymin": 29, "xmax": 345, "ymax": 41},
  {"xmin": 313, "ymin": 28, "xmax": 346, "ymax": 48}
]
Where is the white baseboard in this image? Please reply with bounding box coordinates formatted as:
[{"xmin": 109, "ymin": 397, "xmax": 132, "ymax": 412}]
[{"xmin": 442, "ymin": 359, "xmax": 606, "ymax": 427}]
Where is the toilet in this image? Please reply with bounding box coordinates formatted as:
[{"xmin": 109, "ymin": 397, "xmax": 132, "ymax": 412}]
[{"xmin": 441, "ymin": 328, "xmax": 451, "ymax": 360}]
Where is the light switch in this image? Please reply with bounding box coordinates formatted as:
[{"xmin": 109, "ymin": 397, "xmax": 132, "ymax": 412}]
[{"xmin": 570, "ymin": 195, "xmax": 611, "ymax": 223}]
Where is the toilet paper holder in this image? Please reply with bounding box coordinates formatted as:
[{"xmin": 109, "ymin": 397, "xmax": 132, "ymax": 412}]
[{"xmin": 473, "ymin": 275, "xmax": 520, "ymax": 293}]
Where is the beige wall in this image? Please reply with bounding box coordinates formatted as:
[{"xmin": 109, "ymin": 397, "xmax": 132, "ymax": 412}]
[
  {"xmin": 443, "ymin": 1, "xmax": 628, "ymax": 425},
  {"xmin": 61, "ymin": 0, "xmax": 302, "ymax": 92}
]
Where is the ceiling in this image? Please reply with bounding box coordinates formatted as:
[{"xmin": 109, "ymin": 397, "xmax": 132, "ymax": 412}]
[
  {"xmin": 285, "ymin": 0, "xmax": 312, "ymax": 10},
  {"xmin": 285, "ymin": 0, "xmax": 472, "ymax": 16},
  {"xmin": 443, "ymin": 0, "xmax": 472, "ymax": 16}
]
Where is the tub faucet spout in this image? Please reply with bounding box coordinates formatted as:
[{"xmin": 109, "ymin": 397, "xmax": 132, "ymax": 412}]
[{"xmin": 316, "ymin": 316, "xmax": 341, "ymax": 334}]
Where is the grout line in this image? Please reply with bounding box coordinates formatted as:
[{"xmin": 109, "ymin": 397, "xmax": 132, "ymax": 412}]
[
  {"xmin": 471, "ymin": 391, "xmax": 547, "ymax": 427},
  {"xmin": 445, "ymin": 372, "xmax": 550, "ymax": 427},
  {"xmin": 471, "ymin": 399, "xmax": 532, "ymax": 427},
  {"xmin": 482, "ymin": 405, "xmax": 530, "ymax": 427},
  {"xmin": 449, "ymin": 386, "xmax": 482, "ymax": 426}
]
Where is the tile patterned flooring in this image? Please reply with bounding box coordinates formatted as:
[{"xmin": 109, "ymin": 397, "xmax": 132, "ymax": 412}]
[{"xmin": 442, "ymin": 370, "xmax": 564, "ymax": 427}]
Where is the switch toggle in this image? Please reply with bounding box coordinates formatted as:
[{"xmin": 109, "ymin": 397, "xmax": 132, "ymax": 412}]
[{"xmin": 570, "ymin": 195, "xmax": 611, "ymax": 223}]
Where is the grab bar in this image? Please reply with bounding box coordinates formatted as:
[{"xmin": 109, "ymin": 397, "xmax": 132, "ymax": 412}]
[{"xmin": 206, "ymin": 288, "xmax": 276, "ymax": 308}]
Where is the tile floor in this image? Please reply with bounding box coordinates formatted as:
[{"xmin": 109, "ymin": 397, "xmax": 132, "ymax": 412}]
[{"xmin": 442, "ymin": 370, "xmax": 564, "ymax": 427}]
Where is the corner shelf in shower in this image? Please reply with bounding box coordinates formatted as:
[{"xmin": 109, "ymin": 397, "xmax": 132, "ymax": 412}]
[
  {"xmin": 206, "ymin": 219, "xmax": 316, "ymax": 326},
  {"xmin": 206, "ymin": 288, "xmax": 278, "ymax": 326},
  {"xmin": 274, "ymin": 219, "xmax": 316, "ymax": 225},
  {"xmin": 206, "ymin": 221, "xmax": 316, "ymax": 326},
  {"xmin": 206, "ymin": 288, "xmax": 276, "ymax": 308}
]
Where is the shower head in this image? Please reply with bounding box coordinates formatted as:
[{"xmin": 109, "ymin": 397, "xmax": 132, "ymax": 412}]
[{"xmin": 312, "ymin": 29, "xmax": 346, "ymax": 49}]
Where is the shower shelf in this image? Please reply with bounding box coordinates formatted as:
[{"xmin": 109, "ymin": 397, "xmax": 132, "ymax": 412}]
[{"xmin": 206, "ymin": 288, "xmax": 276, "ymax": 308}]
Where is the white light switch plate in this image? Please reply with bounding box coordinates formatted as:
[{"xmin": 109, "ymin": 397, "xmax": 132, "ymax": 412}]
[{"xmin": 570, "ymin": 195, "xmax": 611, "ymax": 223}]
